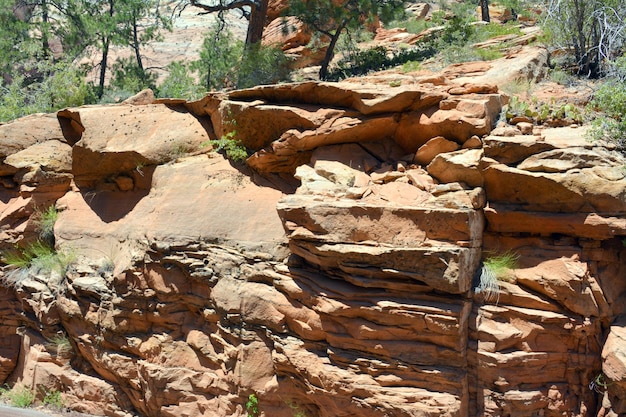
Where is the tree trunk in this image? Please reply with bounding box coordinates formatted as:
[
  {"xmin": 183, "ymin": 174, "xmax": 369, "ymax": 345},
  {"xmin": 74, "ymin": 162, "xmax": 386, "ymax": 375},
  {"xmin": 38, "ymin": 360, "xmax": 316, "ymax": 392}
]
[
  {"xmin": 245, "ymin": 0, "xmax": 268, "ymax": 46},
  {"xmin": 98, "ymin": 37, "xmax": 109, "ymax": 98},
  {"xmin": 98, "ymin": 0, "xmax": 115, "ymax": 99},
  {"xmin": 41, "ymin": 0, "xmax": 51, "ymax": 59},
  {"xmin": 480, "ymin": 0, "xmax": 490, "ymax": 22},
  {"xmin": 319, "ymin": 20, "xmax": 348, "ymax": 81},
  {"xmin": 132, "ymin": 12, "xmax": 144, "ymax": 72}
]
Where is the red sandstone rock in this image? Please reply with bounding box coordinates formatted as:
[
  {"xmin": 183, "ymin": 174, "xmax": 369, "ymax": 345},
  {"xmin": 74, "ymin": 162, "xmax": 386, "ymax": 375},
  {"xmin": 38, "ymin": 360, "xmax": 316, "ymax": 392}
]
[
  {"xmin": 0, "ymin": 75, "xmax": 624, "ymax": 417},
  {"xmin": 414, "ymin": 136, "xmax": 460, "ymax": 166}
]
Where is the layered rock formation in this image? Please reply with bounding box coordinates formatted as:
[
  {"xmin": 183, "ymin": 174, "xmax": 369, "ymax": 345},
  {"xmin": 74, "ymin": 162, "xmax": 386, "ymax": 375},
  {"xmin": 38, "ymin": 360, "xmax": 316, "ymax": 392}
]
[{"xmin": 0, "ymin": 67, "xmax": 625, "ymax": 417}]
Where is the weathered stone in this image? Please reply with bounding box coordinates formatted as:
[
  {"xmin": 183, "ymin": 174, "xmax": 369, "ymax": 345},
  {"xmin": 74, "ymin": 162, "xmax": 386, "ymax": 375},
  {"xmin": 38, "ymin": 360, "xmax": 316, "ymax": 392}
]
[
  {"xmin": 414, "ymin": 136, "xmax": 460, "ymax": 166},
  {"xmin": 71, "ymin": 104, "xmax": 211, "ymax": 182},
  {"xmin": 602, "ymin": 318, "xmax": 626, "ymax": 414},
  {"xmin": 4, "ymin": 140, "xmax": 72, "ymax": 173},
  {"xmin": 122, "ymin": 88, "xmax": 155, "ymax": 105},
  {"xmin": 518, "ymin": 147, "xmax": 623, "ymax": 173},
  {"xmin": 427, "ymin": 148, "xmax": 483, "ymax": 187},
  {"xmin": 484, "ymin": 206, "xmax": 626, "ymax": 239},
  {"xmin": 482, "ymin": 163, "xmax": 626, "ymax": 213},
  {"xmin": 515, "ymin": 257, "xmax": 608, "ymax": 317}
]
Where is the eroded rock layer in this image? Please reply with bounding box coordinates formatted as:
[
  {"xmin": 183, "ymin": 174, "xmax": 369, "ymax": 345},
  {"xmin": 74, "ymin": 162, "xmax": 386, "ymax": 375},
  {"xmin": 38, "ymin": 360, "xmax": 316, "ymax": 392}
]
[{"xmin": 0, "ymin": 76, "xmax": 624, "ymax": 417}]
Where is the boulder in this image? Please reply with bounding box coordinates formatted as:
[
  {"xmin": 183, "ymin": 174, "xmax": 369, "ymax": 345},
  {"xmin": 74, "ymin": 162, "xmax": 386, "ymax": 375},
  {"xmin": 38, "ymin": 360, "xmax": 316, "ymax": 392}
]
[
  {"xmin": 427, "ymin": 148, "xmax": 483, "ymax": 187},
  {"xmin": 414, "ymin": 136, "xmax": 460, "ymax": 166},
  {"xmin": 70, "ymin": 104, "xmax": 212, "ymax": 183}
]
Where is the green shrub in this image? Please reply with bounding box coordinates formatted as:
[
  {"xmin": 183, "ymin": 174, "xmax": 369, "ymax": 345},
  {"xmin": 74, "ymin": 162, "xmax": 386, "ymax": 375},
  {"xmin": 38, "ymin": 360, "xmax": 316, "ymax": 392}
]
[
  {"xmin": 42, "ymin": 388, "xmax": 64, "ymax": 409},
  {"xmin": 158, "ymin": 61, "xmax": 206, "ymax": 99},
  {"xmin": 484, "ymin": 251, "xmax": 519, "ymax": 281},
  {"xmin": 192, "ymin": 25, "xmax": 244, "ymax": 91},
  {"xmin": 0, "ymin": 60, "xmax": 91, "ymax": 123},
  {"xmin": 549, "ymin": 68, "xmax": 576, "ymax": 86},
  {"xmin": 0, "ymin": 385, "xmax": 36, "ymax": 408},
  {"xmin": 401, "ymin": 60, "xmax": 421, "ymax": 73},
  {"xmin": 236, "ymin": 43, "xmax": 291, "ymax": 89},
  {"xmin": 588, "ymin": 56, "xmax": 626, "ymax": 151},
  {"xmin": 474, "ymin": 47, "xmax": 503, "ymax": 61},
  {"xmin": 541, "ymin": 0, "xmax": 626, "ymax": 77},
  {"xmin": 472, "ymin": 22, "xmax": 523, "ymax": 43},
  {"xmin": 205, "ymin": 131, "xmax": 248, "ymax": 162},
  {"xmin": 109, "ymin": 57, "xmax": 157, "ymax": 96},
  {"xmin": 246, "ymin": 393, "xmax": 259, "ymax": 417},
  {"xmin": 287, "ymin": 401, "xmax": 308, "ymax": 417},
  {"xmin": 387, "ymin": 15, "xmax": 433, "ymax": 35},
  {"xmin": 2, "ymin": 240, "xmax": 76, "ymax": 279},
  {"xmin": 327, "ymin": 43, "xmax": 436, "ymax": 80}
]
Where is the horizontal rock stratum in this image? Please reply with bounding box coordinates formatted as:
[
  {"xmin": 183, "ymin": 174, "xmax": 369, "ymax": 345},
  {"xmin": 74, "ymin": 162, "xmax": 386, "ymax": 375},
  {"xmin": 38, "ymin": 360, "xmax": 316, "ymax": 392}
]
[{"xmin": 0, "ymin": 74, "xmax": 625, "ymax": 417}]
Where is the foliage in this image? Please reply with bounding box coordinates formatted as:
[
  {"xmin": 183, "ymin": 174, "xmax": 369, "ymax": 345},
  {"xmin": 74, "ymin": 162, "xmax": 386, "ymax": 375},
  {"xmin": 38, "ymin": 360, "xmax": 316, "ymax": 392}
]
[
  {"xmin": 327, "ymin": 43, "xmax": 436, "ymax": 80},
  {"xmin": 42, "ymin": 388, "xmax": 64, "ymax": 409},
  {"xmin": 589, "ymin": 372, "xmax": 611, "ymax": 393},
  {"xmin": 47, "ymin": 334, "xmax": 73, "ymax": 358},
  {"xmin": 33, "ymin": 205, "xmax": 58, "ymax": 246},
  {"xmin": 474, "ymin": 47, "xmax": 504, "ymax": 61},
  {"xmin": 83, "ymin": 0, "xmax": 172, "ymax": 98},
  {"xmin": 504, "ymin": 96, "xmax": 583, "ymax": 126},
  {"xmin": 476, "ymin": 264, "xmax": 500, "ymax": 303},
  {"xmin": 484, "ymin": 251, "xmax": 519, "ymax": 282},
  {"xmin": 0, "ymin": 60, "xmax": 91, "ymax": 123},
  {"xmin": 170, "ymin": 142, "xmax": 193, "ymax": 159},
  {"xmin": 350, "ymin": 7, "xmax": 518, "ymax": 75},
  {"xmin": 387, "ymin": 13, "xmax": 433, "ymax": 35},
  {"xmin": 109, "ymin": 57, "xmax": 157, "ymax": 96},
  {"xmin": 206, "ymin": 131, "xmax": 248, "ymax": 162},
  {"xmin": 549, "ymin": 68, "xmax": 577, "ymax": 86},
  {"xmin": 476, "ymin": 252, "xmax": 519, "ymax": 303},
  {"xmin": 182, "ymin": 0, "xmax": 266, "ymax": 46},
  {"xmin": 541, "ymin": 0, "xmax": 626, "ymax": 77},
  {"xmin": 287, "ymin": 401, "xmax": 308, "ymax": 417},
  {"xmin": 588, "ymin": 56, "xmax": 626, "ymax": 151},
  {"xmin": 402, "ymin": 61, "xmax": 421, "ymax": 73},
  {"xmin": 192, "ymin": 24, "xmax": 244, "ymax": 91},
  {"xmin": 245, "ymin": 393, "xmax": 259, "ymax": 417},
  {"xmin": 2, "ymin": 240, "xmax": 76, "ymax": 279},
  {"xmin": 289, "ymin": 0, "xmax": 405, "ymax": 80},
  {"xmin": 0, "ymin": 385, "xmax": 36, "ymax": 408},
  {"xmin": 0, "ymin": 0, "xmax": 31, "ymax": 77},
  {"xmin": 472, "ymin": 22, "xmax": 523, "ymax": 43},
  {"xmin": 159, "ymin": 61, "xmax": 206, "ymax": 99},
  {"xmin": 504, "ymin": 96, "xmax": 537, "ymax": 120},
  {"xmin": 236, "ymin": 43, "xmax": 290, "ymax": 89},
  {"xmin": 500, "ymin": 79, "xmax": 533, "ymax": 96}
]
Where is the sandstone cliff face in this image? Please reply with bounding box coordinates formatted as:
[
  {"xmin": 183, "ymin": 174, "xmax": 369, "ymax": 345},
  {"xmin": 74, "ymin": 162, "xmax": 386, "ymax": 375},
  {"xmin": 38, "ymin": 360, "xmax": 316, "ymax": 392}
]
[{"xmin": 0, "ymin": 69, "xmax": 625, "ymax": 417}]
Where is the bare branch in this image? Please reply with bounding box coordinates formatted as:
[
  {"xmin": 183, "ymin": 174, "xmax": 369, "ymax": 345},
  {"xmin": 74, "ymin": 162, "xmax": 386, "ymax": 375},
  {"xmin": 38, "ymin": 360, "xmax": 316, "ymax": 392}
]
[{"xmin": 189, "ymin": 0, "xmax": 255, "ymax": 14}]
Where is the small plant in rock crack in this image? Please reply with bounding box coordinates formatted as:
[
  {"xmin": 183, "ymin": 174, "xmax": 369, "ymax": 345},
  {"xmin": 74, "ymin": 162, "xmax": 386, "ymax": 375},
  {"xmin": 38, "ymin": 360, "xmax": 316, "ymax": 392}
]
[
  {"xmin": 204, "ymin": 131, "xmax": 248, "ymax": 162},
  {"xmin": 2, "ymin": 240, "xmax": 76, "ymax": 288},
  {"xmin": 32, "ymin": 205, "xmax": 58, "ymax": 246},
  {"xmin": 476, "ymin": 251, "xmax": 519, "ymax": 303},
  {"xmin": 46, "ymin": 334, "xmax": 73, "ymax": 357},
  {"xmin": 41, "ymin": 387, "xmax": 64, "ymax": 409},
  {"xmin": 245, "ymin": 393, "xmax": 259, "ymax": 417}
]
